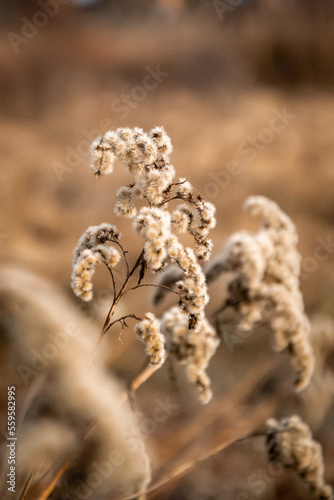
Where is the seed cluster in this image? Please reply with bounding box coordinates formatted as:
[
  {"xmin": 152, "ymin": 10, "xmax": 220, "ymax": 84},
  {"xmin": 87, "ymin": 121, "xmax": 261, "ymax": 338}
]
[
  {"xmin": 135, "ymin": 312, "xmax": 166, "ymax": 368},
  {"xmin": 266, "ymin": 415, "xmax": 333, "ymax": 500},
  {"xmin": 207, "ymin": 196, "xmax": 314, "ymax": 391},
  {"xmin": 91, "ymin": 126, "xmax": 174, "ymax": 208},
  {"xmin": 89, "ymin": 127, "xmax": 216, "ymax": 333},
  {"xmin": 91, "ymin": 127, "xmax": 215, "ymax": 260},
  {"xmin": 160, "ymin": 306, "xmax": 220, "ymax": 404},
  {"xmin": 72, "ymin": 223, "xmax": 121, "ymax": 301}
]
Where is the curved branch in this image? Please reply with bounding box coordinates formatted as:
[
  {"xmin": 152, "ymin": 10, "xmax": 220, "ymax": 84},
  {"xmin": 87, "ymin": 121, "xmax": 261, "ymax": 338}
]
[{"xmin": 103, "ymin": 314, "xmax": 142, "ymax": 335}]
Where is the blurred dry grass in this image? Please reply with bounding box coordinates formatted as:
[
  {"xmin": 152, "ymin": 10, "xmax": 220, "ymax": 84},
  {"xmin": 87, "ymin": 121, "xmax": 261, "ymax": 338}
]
[{"xmin": 0, "ymin": 1, "xmax": 334, "ymax": 498}]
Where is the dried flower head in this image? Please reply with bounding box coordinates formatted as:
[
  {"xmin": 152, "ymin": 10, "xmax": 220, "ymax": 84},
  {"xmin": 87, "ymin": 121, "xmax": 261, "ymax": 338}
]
[
  {"xmin": 133, "ymin": 205, "xmax": 209, "ymax": 332},
  {"xmin": 171, "ymin": 198, "xmax": 216, "ymax": 261},
  {"xmin": 90, "ymin": 127, "xmax": 215, "ymax": 258},
  {"xmin": 160, "ymin": 306, "xmax": 220, "ymax": 403},
  {"xmin": 133, "ymin": 207, "xmax": 171, "ymax": 272},
  {"xmin": 90, "ymin": 126, "xmax": 174, "ymax": 206},
  {"xmin": 73, "ymin": 223, "xmax": 120, "ymax": 263},
  {"xmin": 266, "ymin": 415, "xmax": 333, "ymax": 500},
  {"xmin": 207, "ymin": 196, "xmax": 314, "ymax": 391},
  {"xmin": 72, "ymin": 223, "xmax": 121, "ymax": 301},
  {"xmin": 85, "ymin": 127, "xmax": 216, "ymax": 333},
  {"xmin": 135, "ymin": 312, "xmax": 166, "ymax": 368}
]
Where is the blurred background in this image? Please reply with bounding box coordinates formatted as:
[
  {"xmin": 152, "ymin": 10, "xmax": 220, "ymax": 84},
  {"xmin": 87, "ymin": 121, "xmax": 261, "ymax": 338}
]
[{"xmin": 0, "ymin": 0, "xmax": 334, "ymax": 498}]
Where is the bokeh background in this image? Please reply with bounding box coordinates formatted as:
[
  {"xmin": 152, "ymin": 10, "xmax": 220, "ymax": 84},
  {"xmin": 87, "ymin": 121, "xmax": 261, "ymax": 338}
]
[{"xmin": 0, "ymin": 1, "xmax": 334, "ymax": 498}]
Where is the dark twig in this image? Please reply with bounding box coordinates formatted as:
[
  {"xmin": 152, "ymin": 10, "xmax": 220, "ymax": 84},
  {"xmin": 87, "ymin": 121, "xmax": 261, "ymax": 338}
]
[
  {"xmin": 101, "ymin": 249, "xmax": 145, "ymax": 337},
  {"xmin": 124, "ymin": 283, "xmax": 182, "ymax": 300},
  {"xmin": 113, "ymin": 240, "xmax": 130, "ymax": 278},
  {"xmin": 103, "ymin": 314, "xmax": 142, "ymax": 335}
]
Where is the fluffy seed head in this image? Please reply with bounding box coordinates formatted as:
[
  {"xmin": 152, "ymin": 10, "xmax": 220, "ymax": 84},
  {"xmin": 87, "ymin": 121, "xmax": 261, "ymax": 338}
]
[
  {"xmin": 207, "ymin": 196, "xmax": 314, "ymax": 391},
  {"xmin": 160, "ymin": 306, "xmax": 219, "ymax": 403},
  {"xmin": 266, "ymin": 415, "xmax": 333, "ymax": 500},
  {"xmin": 135, "ymin": 313, "xmax": 166, "ymax": 368}
]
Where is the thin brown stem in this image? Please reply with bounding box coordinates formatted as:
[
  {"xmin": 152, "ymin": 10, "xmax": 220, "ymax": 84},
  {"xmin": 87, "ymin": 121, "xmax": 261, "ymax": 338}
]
[
  {"xmin": 158, "ymin": 195, "xmax": 182, "ymax": 207},
  {"xmin": 113, "ymin": 240, "xmax": 130, "ymax": 277},
  {"xmin": 120, "ymin": 361, "xmax": 166, "ymax": 405},
  {"xmin": 130, "ymin": 363, "xmax": 161, "ymax": 392},
  {"xmin": 123, "ymin": 283, "xmax": 182, "ymax": 299},
  {"xmin": 19, "ymin": 467, "xmax": 39, "ymax": 500},
  {"xmin": 101, "ymin": 249, "xmax": 145, "ymax": 337},
  {"xmin": 88, "ymin": 249, "xmax": 145, "ymax": 368},
  {"xmin": 36, "ymin": 461, "xmax": 72, "ymax": 500},
  {"xmin": 106, "ymin": 265, "xmax": 117, "ymax": 302},
  {"xmin": 116, "ymin": 400, "xmax": 275, "ymax": 500},
  {"xmin": 103, "ymin": 314, "xmax": 142, "ymax": 335}
]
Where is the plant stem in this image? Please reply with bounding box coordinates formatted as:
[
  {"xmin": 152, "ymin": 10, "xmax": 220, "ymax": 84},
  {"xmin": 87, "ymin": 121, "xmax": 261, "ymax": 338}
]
[{"xmin": 101, "ymin": 249, "xmax": 145, "ymax": 337}]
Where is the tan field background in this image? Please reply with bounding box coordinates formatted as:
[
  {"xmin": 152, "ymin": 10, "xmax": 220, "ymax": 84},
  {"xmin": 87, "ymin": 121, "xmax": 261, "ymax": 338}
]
[{"xmin": 0, "ymin": 1, "xmax": 334, "ymax": 499}]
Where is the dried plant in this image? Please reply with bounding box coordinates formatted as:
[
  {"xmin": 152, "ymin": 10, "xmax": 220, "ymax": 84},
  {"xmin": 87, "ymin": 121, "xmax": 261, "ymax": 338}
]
[
  {"xmin": 266, "ymin": 415, "xmax": 333, "ymax": 499},
  {"xmin": 72, "ymin": 223, "xmax": 121, "ymax": 301},
  {"xmin": 68, "ymin": 127, "xmax": 330, "ymax": 498},
  {"xmin": 72, "ymin": 126, "xmax": 218, "ymax": 401},
  {"xmin": 0, "ymin": 265, "xmax": 150, "ymax": 498},
  {"xmin": 206, "ymin": 195, "xmax": 315, "ymax": 391},
  {"xmin": 135, "ymin": 312, "xmax": 166, "ymax": 368},
  {"xmin": 6, "ymin": 126, "xmax": 332, "ymax": 499},
  {"xmin": 154, "ymin": 195, "xmax": 315, "ymax": 392},
  {"xmin": 160, "ymin": 306, "xmax": 219, "ymax": 404}
]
